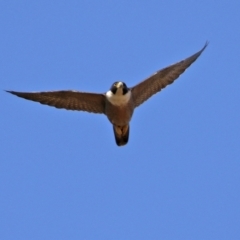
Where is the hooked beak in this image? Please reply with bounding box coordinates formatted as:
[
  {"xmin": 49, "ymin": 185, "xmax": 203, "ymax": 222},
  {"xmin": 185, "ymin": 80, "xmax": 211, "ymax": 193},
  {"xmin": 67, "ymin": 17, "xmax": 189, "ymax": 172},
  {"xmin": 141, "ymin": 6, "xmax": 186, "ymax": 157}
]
[{"xmin": 116, "ymin": 82, "xmax": 123, "ymax": 88}]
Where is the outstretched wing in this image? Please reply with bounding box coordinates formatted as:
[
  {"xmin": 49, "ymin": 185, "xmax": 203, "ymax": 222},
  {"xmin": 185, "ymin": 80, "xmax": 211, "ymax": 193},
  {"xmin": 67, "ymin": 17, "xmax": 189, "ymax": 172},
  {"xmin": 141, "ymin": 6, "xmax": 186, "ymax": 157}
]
[
  {"xmin": 131, "ymin": 42, "xmax": 208, "ymax": 108},
  {"xmin": 6, "ymin": 90, "xmax": 106, "ymax": 114}
]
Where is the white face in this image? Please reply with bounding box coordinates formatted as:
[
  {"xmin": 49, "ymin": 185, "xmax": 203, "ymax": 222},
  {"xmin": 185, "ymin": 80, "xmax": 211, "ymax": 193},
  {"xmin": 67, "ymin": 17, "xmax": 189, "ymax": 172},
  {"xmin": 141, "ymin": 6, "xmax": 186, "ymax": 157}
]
[{"xmin": 106, "ymin": 82, "xmax": 131, "ymax": 106}]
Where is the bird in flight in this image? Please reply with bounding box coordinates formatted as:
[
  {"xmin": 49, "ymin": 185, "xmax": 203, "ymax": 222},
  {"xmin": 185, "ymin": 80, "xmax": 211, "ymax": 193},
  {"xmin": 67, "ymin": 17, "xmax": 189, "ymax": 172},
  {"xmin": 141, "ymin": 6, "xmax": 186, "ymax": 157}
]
[{"xmin": 6, "ymin": 42, "xmax": 208, "ymax": 146}]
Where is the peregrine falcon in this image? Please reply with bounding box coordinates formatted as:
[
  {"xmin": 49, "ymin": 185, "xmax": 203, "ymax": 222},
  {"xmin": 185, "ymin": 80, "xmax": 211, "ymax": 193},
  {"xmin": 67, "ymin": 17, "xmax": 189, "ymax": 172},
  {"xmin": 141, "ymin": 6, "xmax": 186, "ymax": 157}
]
[{"xmin": 6, "ymin": 42, "xmax": 208, "ymax": 146}]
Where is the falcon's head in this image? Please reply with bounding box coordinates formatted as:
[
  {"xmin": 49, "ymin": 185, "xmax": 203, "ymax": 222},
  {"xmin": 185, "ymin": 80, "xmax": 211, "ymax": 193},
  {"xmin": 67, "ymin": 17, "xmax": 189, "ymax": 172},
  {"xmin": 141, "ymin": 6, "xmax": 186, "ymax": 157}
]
[
  {"xmin": 106, "ymin": 81, "xmax": 131, "ymax": 106},
  {"xmin": 110, "ymin": 81, "xmax": 129, "ymax": 95}
]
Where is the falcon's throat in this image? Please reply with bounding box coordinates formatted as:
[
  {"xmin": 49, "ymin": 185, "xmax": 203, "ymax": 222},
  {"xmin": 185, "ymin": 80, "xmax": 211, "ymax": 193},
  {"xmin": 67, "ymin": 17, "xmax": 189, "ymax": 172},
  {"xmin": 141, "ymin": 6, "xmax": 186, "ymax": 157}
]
[{"xmin": 106, "ymin": 81, "xmax": 131, "ymax": 106}]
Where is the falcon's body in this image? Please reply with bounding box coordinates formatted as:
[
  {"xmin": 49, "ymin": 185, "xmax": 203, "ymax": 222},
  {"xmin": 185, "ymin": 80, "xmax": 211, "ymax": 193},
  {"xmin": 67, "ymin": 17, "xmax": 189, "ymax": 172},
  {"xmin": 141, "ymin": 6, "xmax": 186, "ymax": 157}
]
[
  {"xmin": 105, "ymin": 83, "xmax": 134, "ymax": 126},
  {"xmin": 105, "ymin": 82, "xmax": 134, "ymax": 145},
  {"xmin": 6, "ymin": 42, "xmax": 208, "ymax": 146}
]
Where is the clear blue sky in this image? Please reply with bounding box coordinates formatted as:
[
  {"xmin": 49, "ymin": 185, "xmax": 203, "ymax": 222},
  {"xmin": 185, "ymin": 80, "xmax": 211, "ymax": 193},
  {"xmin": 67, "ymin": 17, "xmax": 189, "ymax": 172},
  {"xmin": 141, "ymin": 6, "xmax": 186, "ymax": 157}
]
[{"xmin": 1, "ymin": 1, "xmax": 240, "ymax": 239}]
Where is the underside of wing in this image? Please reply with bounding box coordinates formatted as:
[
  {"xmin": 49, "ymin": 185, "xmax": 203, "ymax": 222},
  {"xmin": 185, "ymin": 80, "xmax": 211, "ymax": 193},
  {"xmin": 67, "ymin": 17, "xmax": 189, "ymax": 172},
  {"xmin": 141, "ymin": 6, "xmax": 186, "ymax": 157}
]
[
  {"xmin": 6, "ymin": 90, "xmax": 106, "ymax": 114},
  {"xmin": 131, "ymin": 42, "xmax": 208, "ymax": 107}
]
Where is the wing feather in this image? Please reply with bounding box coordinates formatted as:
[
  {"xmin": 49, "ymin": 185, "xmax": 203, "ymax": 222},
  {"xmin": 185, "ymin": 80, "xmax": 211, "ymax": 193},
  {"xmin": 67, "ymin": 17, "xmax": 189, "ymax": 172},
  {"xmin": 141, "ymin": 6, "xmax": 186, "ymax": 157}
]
[
  {"xmin": 6, "ymin": 90, "xmax": 105, "ymax": 114},
  {"xmin": 131, "ymin": 42, "xmax": 208, "ymax": 107}
]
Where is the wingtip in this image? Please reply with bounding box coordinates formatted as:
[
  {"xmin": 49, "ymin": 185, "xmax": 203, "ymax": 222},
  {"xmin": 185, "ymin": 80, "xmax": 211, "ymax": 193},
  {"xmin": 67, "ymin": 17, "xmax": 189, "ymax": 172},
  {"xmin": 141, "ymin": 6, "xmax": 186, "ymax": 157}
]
[
  {"xmin": 5, "ymin": 90, "xmax": 24, "ymax": 98},
  {"xmin": 202, "ymin": 41, "xmax": 209, "ymax": 50},
  {"xmin": 5, "ymin": 90, "xmax": 16, "ymax": 95},
  {"xmin": 195, "ymin": 41, "xmax": 209, "ymax": 56}
]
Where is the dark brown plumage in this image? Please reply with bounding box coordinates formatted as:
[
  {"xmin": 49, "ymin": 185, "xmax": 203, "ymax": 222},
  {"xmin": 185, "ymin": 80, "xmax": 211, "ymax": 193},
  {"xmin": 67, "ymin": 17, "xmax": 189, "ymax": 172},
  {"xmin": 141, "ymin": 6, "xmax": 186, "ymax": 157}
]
[
  {"xmin": 131, "ymin": 42, "xmax": 208, "ymax": 107},
  {"xmin": 6, "ymin": 90, "xmax": 105, "ymax": 113}
]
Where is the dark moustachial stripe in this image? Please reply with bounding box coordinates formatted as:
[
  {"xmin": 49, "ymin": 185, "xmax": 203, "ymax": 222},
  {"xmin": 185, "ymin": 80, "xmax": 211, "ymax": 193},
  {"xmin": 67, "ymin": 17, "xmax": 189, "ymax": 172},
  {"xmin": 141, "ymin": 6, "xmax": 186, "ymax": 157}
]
[
  {"xmin": 122, "ymin": 86, "xmax": 128, "ymax": 95},
  {"xmin": 110, "ymin": 83, "xmax": 118, "ymax": 94},
  {"xmin": 121, "ymin": 82, "xmax": 129, "ymax": 95},
  {"xmin": 110, "ymin": 86, "xmax": 117, "ymax": 94}
]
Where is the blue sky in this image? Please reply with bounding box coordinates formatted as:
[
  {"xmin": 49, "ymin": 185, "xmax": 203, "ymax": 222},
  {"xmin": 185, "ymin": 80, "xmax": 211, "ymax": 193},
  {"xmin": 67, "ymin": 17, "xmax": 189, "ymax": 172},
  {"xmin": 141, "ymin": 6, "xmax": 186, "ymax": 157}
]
[{"xmin": 1, "ymin": 1, "xmax": 240, "ymax": 239}]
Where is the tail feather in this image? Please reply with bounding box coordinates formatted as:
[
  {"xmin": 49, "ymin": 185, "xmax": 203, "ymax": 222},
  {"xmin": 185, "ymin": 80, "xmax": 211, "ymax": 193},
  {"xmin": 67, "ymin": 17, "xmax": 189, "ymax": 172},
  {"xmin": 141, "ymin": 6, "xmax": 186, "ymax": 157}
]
[{"xmin": 113, "ymin": 125, "xmax": 129, "ymax": 146}]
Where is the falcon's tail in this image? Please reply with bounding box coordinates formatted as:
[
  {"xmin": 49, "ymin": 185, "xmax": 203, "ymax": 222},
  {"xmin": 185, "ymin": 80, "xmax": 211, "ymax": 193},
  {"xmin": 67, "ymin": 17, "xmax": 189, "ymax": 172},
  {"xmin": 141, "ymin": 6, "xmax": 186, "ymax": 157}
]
[{"xmin": 113, "ymin": 125, "xmax": 129, "ymax": 146}]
